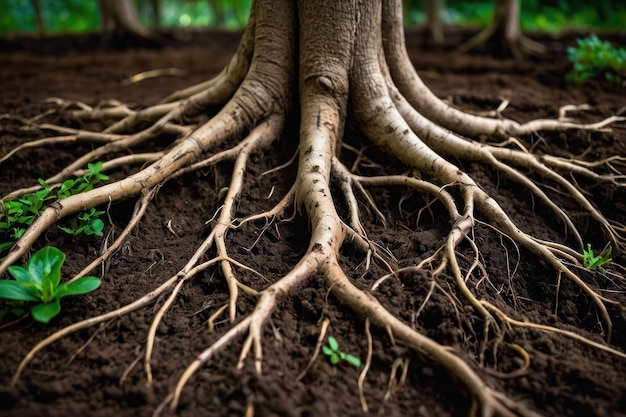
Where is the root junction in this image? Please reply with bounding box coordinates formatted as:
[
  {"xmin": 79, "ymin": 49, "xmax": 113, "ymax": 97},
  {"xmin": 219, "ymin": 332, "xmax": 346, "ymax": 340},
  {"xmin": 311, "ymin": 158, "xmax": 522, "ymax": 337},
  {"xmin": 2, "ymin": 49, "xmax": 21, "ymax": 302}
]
[{"xmin": 1, "ymin": 0, "xmax": 625, "ymax": 416}]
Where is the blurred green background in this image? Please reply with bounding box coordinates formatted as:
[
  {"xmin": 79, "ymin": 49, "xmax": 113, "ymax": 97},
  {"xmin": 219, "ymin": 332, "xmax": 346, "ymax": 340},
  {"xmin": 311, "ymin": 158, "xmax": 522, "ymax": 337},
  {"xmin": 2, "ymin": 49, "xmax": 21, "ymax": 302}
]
[{"xmin": 0, "ymin": 0, "xmax": 625, "ymax": 36}]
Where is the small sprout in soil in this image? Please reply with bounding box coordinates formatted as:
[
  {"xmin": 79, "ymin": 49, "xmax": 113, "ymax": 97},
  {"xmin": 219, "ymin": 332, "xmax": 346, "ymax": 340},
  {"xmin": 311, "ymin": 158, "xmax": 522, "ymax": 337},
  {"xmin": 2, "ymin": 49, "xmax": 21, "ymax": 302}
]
[
  {"xmin": 0, "ymin": 246, "xmax": 101, "ymax": 323},
  {"xmin": 583, "ymin": 243, "xmax": 612, "ymax": 269},
  {"xmin": 59, "ymin": 208, "xmax": 106, "ymax": 237},
  {"xmin": 322, "ymin": 336, "xmax": 361, "ymax": 368},
  {"xmin": 0, "ymin": 162, "xmax": 109, "ymax": 253},
  {"xmin": 567, "ymin": 34, "xmax": 626, "ymax": 84}
]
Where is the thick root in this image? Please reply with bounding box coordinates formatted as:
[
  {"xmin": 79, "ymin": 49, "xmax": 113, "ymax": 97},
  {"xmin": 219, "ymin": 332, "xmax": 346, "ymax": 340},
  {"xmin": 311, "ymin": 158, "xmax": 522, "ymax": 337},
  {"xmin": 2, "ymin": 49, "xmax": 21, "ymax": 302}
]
[{"xmin": 2, "ymin": 1, "xmax": 624, "ymax": 416}]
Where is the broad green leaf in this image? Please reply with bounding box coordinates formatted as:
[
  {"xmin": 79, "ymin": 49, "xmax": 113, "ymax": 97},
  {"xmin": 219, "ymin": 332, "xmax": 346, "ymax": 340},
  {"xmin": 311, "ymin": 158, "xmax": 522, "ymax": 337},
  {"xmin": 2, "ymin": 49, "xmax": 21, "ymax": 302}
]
[
  {"xmin": 329, "ymin": 353, "xmax": 340, "ymax": 365},
  {"xmin": 56, "ymin": 276, "xmax": 101, "ymax": 298},
  {"xmin": 0, "ymin": 280, "xmax": 41, "ymax": 302},
  {"xmin": 89, "ymin": 218, "xmax": 104, "ymax": 236},
  {"xmin": 322, "ymin": 345, "xmax": 334, "ymax": 356},
  {"xmin": 328, "ymin": 336, "xmax": 339, "ymax": 351},
  {"xmin": 344, "ymin": 354, "xmax": 362, "ymax": 368},
  {"xmin": 27, "ymin": 246, "xmax": 64, "ymax": 290},
  {"xmin": 31, "ymin": 299, "xmax": 61, "ymax": 324},
  {"xmin": 7, "ymin": 265, "xmax": 36, "ymax": 283}
]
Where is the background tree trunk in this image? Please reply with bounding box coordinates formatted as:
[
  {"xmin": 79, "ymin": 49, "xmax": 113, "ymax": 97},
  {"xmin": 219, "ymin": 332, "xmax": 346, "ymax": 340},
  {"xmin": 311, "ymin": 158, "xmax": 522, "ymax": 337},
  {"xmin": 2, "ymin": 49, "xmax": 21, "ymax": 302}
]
[{"xmin": 98, "ymin": 0, "xmax": 156, "ymax": 41}]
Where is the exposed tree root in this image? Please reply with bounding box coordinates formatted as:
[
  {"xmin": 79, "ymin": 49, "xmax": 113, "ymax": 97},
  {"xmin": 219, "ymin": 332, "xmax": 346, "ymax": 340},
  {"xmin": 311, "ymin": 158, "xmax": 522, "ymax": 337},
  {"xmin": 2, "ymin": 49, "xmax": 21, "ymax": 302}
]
[{"xmin": 1, "ymin": 0, "xmax": 625, "ymax": 416}]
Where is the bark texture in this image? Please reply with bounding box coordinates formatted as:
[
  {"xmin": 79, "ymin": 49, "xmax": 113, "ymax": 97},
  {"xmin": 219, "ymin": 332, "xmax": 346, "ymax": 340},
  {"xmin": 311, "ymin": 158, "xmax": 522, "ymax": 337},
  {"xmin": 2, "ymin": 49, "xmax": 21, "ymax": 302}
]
[{"xmin": 2, "ymin": 1, "xmax": 623, "ymax": 416}]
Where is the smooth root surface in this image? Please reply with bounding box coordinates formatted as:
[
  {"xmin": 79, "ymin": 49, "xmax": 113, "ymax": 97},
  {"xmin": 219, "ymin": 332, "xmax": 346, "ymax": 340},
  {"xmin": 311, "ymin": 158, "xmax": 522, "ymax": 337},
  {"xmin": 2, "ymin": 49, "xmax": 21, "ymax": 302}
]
[{"xmin": 1, "ymin": 29, "xmax": 625, "ymax": 417}]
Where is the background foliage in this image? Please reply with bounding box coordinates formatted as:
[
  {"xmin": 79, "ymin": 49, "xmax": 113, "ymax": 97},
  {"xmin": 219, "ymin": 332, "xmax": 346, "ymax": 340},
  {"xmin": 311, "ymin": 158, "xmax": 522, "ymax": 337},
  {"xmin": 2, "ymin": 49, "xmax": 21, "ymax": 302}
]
[{"xmin": 1, "ymin": 0, "xmax": 625, "ymax": 36}]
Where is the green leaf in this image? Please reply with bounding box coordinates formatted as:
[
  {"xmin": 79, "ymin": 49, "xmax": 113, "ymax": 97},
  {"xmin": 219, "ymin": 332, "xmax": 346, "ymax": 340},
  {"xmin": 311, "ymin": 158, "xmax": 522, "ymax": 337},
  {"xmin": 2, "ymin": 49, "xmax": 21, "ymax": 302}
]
[
  {"xmin": 27, "ymin": 246, "xmax": 65, "ymax": 291},
  {"xmin": 344, "ymin": 354, "xmax": 362, "ymax": 368},
  {"xmin": 58, "ymin": 225, "xmax": 78, "ymax": 235},
  {"xmin": 0, "ymin": 280, "xmax": 41, "ymax": 302},
  {"xmin": 56, "ymin": 276, "xmax": 101, "ymax": 298},
  {"xmin": 0, "ymin": 241, "xmax": 14, "ymax": 253},
  {"xmin": 583, "ymin": 243, "xmax": 612, "ymax": 269},
  {"xmin": 327, "ymin": 336, "xmax": 339, "ymax": 351},
  {"xmin": 7, "ymin": 265, "xmax": 36, "ymax": 283},
  {"xmin": 329, "ymin": 353, "xmax": 340, "ymax": 365},
  {"xmin": 322, "ymin": 345, "xmax": 334, "ymax": 356},
  {"xmin": 31, "ymin": 299, "xmax": 61, "ymax": 323},
  {"xmin": 89, "ymin": 218, "xmax": 104, "ymax": 236}
]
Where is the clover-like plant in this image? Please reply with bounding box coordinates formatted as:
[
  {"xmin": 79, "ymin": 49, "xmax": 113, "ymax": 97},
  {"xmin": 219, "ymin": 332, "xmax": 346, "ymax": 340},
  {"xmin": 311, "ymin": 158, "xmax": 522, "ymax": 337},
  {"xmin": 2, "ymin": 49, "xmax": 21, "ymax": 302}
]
[
  {"xmin": 583, "ymin": 243, "xmax": 612, "ymax": 269},
  {"xmin": 0, "ymin": 246, "xmax": 101, "ymax": 323},
  {"xmin": 322, "ymin": 336, "xmax": 361, "ymax": 368}
]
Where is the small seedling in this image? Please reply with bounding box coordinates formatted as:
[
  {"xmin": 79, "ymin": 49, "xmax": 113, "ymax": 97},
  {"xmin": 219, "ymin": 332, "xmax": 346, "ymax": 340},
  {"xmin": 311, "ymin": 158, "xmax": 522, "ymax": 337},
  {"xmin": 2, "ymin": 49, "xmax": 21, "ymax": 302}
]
[
  {"xmin": 583, "ymin": 243, "xmax": 612, "ymax": 269},
  {"xmin": 322, "ymin": 336, "xmax": 361, "ymax": 368},
  {"xmin": 0, "ymin": 246, "xmax": 101, "ymax": 323},
  {"xmin": 59, "ymin": 208, "xmax": 106, "ymax": 237},
  {"xmin": 566, "ymin": 34, "xmax": 626, "ymax": 84},
  {"xmin": 0, "ymin": 162, "xmax": 109, "ymax": 253}
]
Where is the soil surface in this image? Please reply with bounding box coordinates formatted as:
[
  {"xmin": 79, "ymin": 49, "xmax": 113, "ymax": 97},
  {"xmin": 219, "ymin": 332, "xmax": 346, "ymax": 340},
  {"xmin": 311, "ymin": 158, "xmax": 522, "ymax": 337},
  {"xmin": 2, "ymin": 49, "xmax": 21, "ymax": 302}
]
[{"xmin": 1, "ymin": 28, "xmax": 626, "ymax": 417}]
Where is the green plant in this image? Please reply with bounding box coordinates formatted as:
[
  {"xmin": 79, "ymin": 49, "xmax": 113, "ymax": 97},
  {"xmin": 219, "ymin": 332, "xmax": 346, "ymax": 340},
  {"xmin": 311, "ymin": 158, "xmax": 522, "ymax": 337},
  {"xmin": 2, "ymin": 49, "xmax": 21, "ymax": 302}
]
[
  {"xmin": 59, "ymin": 208, "xmax": 106, "ymax": 237},
  {"xmin": 583, "ymin": 243, "xmax": 612, "ymax": 269},
  {"xmin": 566, "ymin": 35, "xmax": 626, "ymax": 84},
  {"xmin": 0, "ymin": 246, "xmax": 101, "ymax": 323},
  {"xmin": 322, "ymin": 336, "xmax": 361, "ymax": 368},
  {"xmin": 0, "ymin": 162, "xmax": 109, "ymax": 253}
]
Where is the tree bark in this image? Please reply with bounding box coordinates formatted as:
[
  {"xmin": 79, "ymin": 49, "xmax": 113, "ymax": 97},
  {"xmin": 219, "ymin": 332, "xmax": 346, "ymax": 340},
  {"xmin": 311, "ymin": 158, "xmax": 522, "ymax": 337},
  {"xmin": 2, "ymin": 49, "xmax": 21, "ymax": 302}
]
[
  {"xmin": 4, "ymin": 1, "xmax": 622, "ymax": 416},
  {"xmin": 98, "ymin": 0, "xmax": 156, "ymax": 41},
  {"xmin": 459, "ymin": 0, "xmax": 545, "ymax": 58}
]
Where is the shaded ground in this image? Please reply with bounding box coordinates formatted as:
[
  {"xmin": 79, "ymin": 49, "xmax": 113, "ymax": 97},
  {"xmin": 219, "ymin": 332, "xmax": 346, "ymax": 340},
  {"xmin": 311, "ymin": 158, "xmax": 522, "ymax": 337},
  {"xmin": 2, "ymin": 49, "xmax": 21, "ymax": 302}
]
[{"xmin": 1, "ymin": 28, "xmax": 626, "ymax": 417}]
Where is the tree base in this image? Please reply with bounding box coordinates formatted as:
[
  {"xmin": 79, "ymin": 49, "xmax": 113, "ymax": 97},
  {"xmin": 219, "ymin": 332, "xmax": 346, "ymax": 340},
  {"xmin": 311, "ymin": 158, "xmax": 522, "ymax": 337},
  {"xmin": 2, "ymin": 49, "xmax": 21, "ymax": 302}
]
[{"xmin": 1, "ymin": 2, "xmax": 625, "ymax": 416}]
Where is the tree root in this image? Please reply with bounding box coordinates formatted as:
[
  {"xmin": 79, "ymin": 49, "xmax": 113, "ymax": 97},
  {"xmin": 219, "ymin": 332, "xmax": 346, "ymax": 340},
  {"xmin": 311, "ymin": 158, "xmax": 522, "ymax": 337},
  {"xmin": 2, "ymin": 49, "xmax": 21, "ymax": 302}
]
[{"xmin": 2, "ymin": 0, "xmax": 625, "ymax": 416}]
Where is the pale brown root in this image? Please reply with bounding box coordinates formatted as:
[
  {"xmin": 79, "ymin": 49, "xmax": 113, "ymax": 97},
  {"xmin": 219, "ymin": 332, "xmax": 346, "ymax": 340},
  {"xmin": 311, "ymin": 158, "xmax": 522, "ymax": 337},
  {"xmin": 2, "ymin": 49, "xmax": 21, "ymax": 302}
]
[
  {"xmin": 0, "ymin": 101, "xmax": 246, "ymax": 274},
  {"xmin": 65, "ymin": 101, "xmax": 136, "ymax": 121},
  {"xmin": 211, "ymin": 118, "xmax": 283, "ymax": 321},
  {"xmin": 11, "ymin": 273, "xmax": 180, "ymax": 386},
  {"xmin": 482, "ymin": 302, "xmax": 626, "ymax": 360},
  {"xmin": 121, "ymin": 68, "xmax": 185, "ymax": 86},
  {"xmin": 390, "ymin": 68, "xmax": 622, "ymax": 250},
  {"xmin": 3, "ymin": 152, "xmax": 162, "ymax": 202},
  {"xmin": 327, "ymin": 262, "xmax": 537, "ymax": 417},
  {"xmin": 369, "ymin": 61, "xmax": 622, "ymax": 337},
  {"xmin": 358, "ymin": 318, "xmax": 373, "ymax": 412},
  {"xmin": 0, "ymin": 13, "xmax": 294, "ymax": 274},
  {"xmin": 383, "ymin": 357, "xmax": 410, "ymax": 402},
  {"xmin": 144, "ymin": 121, "xmax": 282, "ymax": 382},
  {"xmin": 296, "ymin": 317, "xmax": 330, "ymax": 380},
  {"xmin": 233, "ymin": 184, "xmax": 296, "ymax": 229},
  {"xmin": 381, "ymin": 0, "xmax": 621, "ymax": 140},
  {"xmin": 68, "ymin": 186, "xmax": 160, "ymax": 283},
  {"xmin": 167, "ymin": 254, "xmax": 318, "ymax": 411},
  {"xmin": 161, "ymin": 5, "xmax": 255, "ymax": 104},
  {"xmin": 0, "ymin": 132, "xmax": 119, "ymax": 166},
  {"xmin": 3, "ymin": 1, "xmax": 625, "ymax": 416}
]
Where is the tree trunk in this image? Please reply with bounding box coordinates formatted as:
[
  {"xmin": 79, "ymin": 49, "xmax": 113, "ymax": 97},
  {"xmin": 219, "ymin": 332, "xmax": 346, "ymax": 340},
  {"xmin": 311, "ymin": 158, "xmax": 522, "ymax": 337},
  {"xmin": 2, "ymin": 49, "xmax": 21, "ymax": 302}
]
[
  {"xmin": 425, "ymin": 0, "xmax": 445, "ymax": 44},
  {"xmin": 459, "ymin": 0, "xmax": 545, "ymax": 57},
  {"xmin": 98, "ymin": 0, "xmax": 156, "ymax": 41},
  {"xmin": 29, "ymin": 0, "xmax": 45, "ymax": 36}
]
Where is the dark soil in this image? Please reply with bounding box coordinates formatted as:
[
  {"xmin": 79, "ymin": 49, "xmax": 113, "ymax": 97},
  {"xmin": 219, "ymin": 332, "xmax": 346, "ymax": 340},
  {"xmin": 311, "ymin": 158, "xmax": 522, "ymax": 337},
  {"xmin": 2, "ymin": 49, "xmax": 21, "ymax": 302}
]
[{"xmin": 1, "ymin": 28, "xmax": 626, "ymax": 417}]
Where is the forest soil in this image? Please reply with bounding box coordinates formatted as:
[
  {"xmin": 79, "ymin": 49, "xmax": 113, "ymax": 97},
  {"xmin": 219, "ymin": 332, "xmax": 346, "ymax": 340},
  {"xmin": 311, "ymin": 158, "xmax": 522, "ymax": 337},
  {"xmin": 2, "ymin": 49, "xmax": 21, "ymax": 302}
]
[{"xmin": 0, "ymin": 28, "xmax": 625, "ymax": 417}]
